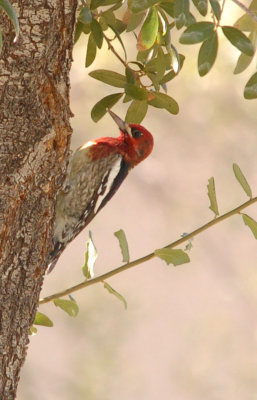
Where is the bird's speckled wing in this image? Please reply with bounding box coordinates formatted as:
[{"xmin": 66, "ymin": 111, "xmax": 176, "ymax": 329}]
[{"xmin": 49, "ymin": 142, "xmax": 129, "ymax": 269}]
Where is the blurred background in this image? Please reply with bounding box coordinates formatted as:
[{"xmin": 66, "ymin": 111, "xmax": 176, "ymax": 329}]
[{"xmin": 19, "ymin": 3, "xmax": 257, "ymax": 399}]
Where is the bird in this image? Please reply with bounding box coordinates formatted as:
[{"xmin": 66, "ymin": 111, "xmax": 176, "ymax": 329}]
[{"xmin": 47, "ymin": 109, "xmax": 154, "ymax": 272}]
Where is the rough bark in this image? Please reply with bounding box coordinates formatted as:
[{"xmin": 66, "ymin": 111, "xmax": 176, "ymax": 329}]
[{"xmin": 0, "ymin": 1, "xmax": 77, "ymax": 398}]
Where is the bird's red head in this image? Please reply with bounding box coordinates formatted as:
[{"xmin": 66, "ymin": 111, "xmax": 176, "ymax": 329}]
[{"xmin": 107, "ymin": 109, "xmax": 154, "ymax": 167}]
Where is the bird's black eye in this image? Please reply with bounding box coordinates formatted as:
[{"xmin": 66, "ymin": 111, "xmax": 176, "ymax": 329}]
[{"xmin": 131, "ymin": 127, "xmax": 142, "ymax": 139}]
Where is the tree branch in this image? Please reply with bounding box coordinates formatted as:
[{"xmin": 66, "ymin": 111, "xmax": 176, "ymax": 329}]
[
  {"xmin": 103, "ymin": 32, "xmax": 128, "ymax": 68},
  {"xmin": 231, "ymin": 0, "xmax": 257, "ymax": 23},
  {"xmin": 39, "ymin": 196, "xmax": 257, "ymax": 305}
]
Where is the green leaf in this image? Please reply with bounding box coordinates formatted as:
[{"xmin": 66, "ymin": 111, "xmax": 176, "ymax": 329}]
[
  {"xmin": 0, "ymin": 0, "xmax": 20, "ymax": 41},
  {"xmin": 74, "ymin": 20, "xmax": 91, "ymax": 43},
  {"xmin": 209, "ymin": 0, "xmax": 221, "ymax": 20},
  {"xmin": 113, "ymin": 18, "xmax": 127, "ymax": 34},
  {"xmin": 137, "ymin": 47, "xmax": 154, "ymax": 63},
  {"xmin": 147, "ymin": 73, "xmax": 160, "ymax": 91},
  {"xmin": 74, "ymin": 21, "xmax": 84, "ymax": 44},
  {"xmin": 234, "ymin": 13, "xmax": 256, "ymax": 32},
  {"xmin": 29, "ymin": 326, "xmax": 38, "ymax": 335},
  {"xmin": 85, "ymin": 34, "xmax": 97, "ymax": 67},
  {"xmin": 90, "ymin": 0, "xmax": 119, "ymax": 9},
  {"xmin": 198, "ymin": 31, "xmax": 218, "ymax": 76},
  {"xmin": 148, "ymin": 92, "xmax": 179, "ymax": 115},
  {"xmin": 185, "ymin": 12, "xmax": 197, "ymax": 27},
  {"xmin": 174, "ymin": 0, "xmax": 189, "ymax": 29},
  {"xmin": 123, "ymin": 94, "xmax": 132, "ymax": 103},
  {"xmin": 234, "ymin": 30, "xmax": 256, "ymax": 74},
  {"xmin": 163, "ymin": 26, "xmax": 176, "ymax": 68},
  {"xmin": 145, "ymin": 48, "xmax": 166, "ymax": 80},
  {"xmin": 168, "ymin": 44, "xmax": 181, "ymax": 74},
  {"xmin": 125, "ymin": 67, "xmax": 135, "ymax": 84},
  {"xmin": 137, "ymin": 7, "xmax": 159, "ymax": 51},
  {"xmin": 103, "ymin": 281, "xmax": 127, "ymax": 309},
  {"xmin": 114, "ymin": 229, "xmax": 130, "ymax": 262},
  {"xmin": 234, "ymin": 0, "xmax": 257, "ymax": 31},
  {"xmin": 125, "ymin": 84, "xmax": 148, "ymax": 100},
  {"xmin": 79, "ymin": 5, "xmax": 92, "ymax": 24},
  {"xmin": 159, "ymin": 54, "xmax": 185, "ymax": 84},
  {"xmin": 207, "ymin": 177, "xmax": 219, "ymax": 216},
  {"xmin": 106, "ymin": 0, "xmax": 124, "ymax": 12},
  {"xmin": 192, "ymin": 0, "xmax": 208, "ymax": 16},
  {"xmin": 244, "ymin": 72, "xmax": 257, "ymax": 99},
  {"xmin": 90, "ymin": 0, "xmax": 102, "ymax": 9},
  {"xmin": 233, "ymin": 0, "xmax": 257, "ymax": 33},
  {"xmin": 82, "ymin": 231, "xmax": 97, "ymax": 279},
  {"xmin": 54, "ymin": 298, "xmax": 79, "ymax": 317},
  {"xmin": 155, "ymin": 49, "xmax": 166, "ymax": 79},
  {"xmin": 126, "ymin": 10, "xmax": 145, "ymax": 32},
  {"xmin": 34, "ymin": 311, "xmax": 53, "ymax": 327},
  {"xmin": 90, "ymin": 18, "xmax": 103, "ymax": 48},
  {"xmin": 222, "ymin": 26, "xmax": 254, "ymax": 56},
  {"xmin": 160, "ymin": 2, "xmax": 174, "ymax": 18},
  {"xmin": 125, "ymin": 100, "xmax": 148, "ymax": 123},
  {"xmin": 130, "ymin": 0, "xmax": 159, "ymax": 13},
  {"xmin": 173, "ymin": 53, "xmax": 186, "ymax": 71},
  {"xmin": 180, "ymin": 22, "xmax": 215, "ymax": 44},
  {"xmin": 101, "ymin": 10, "xmax": 116, "ymax": 26},
  {"xmin": 159, "ymin": 70, "xmax": 176, "ymax": 84},
  {"xmin": 144, "ymin": 52, "xmax": 169, "ymax": 72},
  {"xmin": 234, "ymin": 52, "xmax": 254, "ymax": 75},
  {"xmin": 82, "ymin": 23, "xmax": 92, "ymax": 35},
  {"xmin": 99, "ymin": 16, "xmax": 109, "ymax": 31},
  {"xmin": 158, "ymin": 7, "xmax": 168, "ymax": 37},
  {"xmin": 155, "ymin": 248, "xmax": 190, "ymax": 266},
  {"xmin": 89, "ymin": 69, "xmax": 127, "ymax": 88},
  {"xmin": 91, "ymin": 93, "xmax": 123, "ymax": 122},
  {"xmin": 249, "ymin": 0, "xmax": 257, "ymax": 11},
  {"xmin": 232, "ymin": 163, "xmax": 252, "ymax": 198},
  {"xmin": 242, "ymin": 214, "xmax": 257, "ymax": 239}
]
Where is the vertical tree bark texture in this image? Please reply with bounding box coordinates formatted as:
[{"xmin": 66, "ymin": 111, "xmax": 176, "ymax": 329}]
[{"xmin": 0, "ymin": 1, "xmax": 77, "ymax": 398}]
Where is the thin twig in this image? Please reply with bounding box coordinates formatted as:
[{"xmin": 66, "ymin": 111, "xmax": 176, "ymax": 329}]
[
  {"xmin": 39, "ymin": 196, "xmax": 257, "ymax": 305},
  {"xmin": 221, "ymin": 0, "xmax": 227, "ymax": 16},
  {"xmin": 217, "ymin": 0, "xmax": 227, "ymax": 25},
  {"xmin": 231, "ymin": 0, "xmax": 257, "ymax": 23},
  {"xmin": 103, "ymin": 32, "xmax": 128, "ymax": 68}
]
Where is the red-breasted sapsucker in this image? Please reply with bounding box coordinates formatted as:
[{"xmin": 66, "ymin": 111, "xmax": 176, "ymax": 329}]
[{"xmin": 48, "ymin": 109, "xmax": 154, "ymax": 272}]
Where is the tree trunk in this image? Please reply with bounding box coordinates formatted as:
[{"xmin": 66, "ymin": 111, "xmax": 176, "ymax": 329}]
[{"xmin": 0, "ymin": 1, "xmax": 77, "ymax": 398}]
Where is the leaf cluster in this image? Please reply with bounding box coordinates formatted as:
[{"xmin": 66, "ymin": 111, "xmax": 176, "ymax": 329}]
[
  {"xmin": 75, "ymin": 0, "xmax": 187, "ymax": 123},
  {"xmin": 1, "ymin": 0, "xmax": 256, "ymax": 120},
  {"xmin": 74, "ymin": 0, "xmax": 257, "ymax": 124}
]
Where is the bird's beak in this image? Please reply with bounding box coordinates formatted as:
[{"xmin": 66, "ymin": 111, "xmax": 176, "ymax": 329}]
[{"xmin": 107, "ymin": 109, "xmax": 130, "ymax": 134}]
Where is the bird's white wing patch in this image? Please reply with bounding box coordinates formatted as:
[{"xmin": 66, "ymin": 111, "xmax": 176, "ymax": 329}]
[
  {"xmin": 94, "ymin": 157, "xmax": 122, "ymax": 213},
  {"xmin": 80, "ymin": 140, "xmax": 97, "ymax": 150}
]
